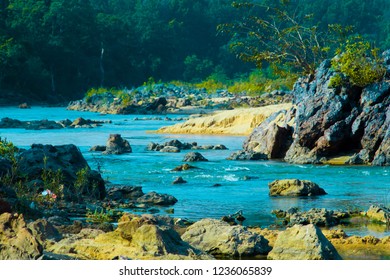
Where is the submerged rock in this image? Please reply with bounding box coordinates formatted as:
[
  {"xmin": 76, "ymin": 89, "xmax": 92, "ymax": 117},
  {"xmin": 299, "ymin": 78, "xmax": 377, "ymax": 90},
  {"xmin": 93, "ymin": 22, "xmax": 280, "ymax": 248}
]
[
  {"xmin": 181, "ymin": 219, "xmax": 271, "ymax": 258},
  {"xmin": 267, "ymin": 224, "xmax": 342, "ymax": 260},
  {"xmin": 172, "ymin": 177, "xmax": 187, "ymax": 184},
  {"xmin": 172, "ymin": 164, "xmax": 199, "ymax": 171},
  {"xmin": 268, "ymin": 179, "xmax": 327, "ymax": 197}
]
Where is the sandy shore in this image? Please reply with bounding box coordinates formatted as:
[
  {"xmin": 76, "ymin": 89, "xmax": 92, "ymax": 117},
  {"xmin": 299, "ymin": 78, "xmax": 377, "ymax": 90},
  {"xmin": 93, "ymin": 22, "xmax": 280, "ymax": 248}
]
[{"xmin": 156, "ymin": 103, "xmax": 292, "ymax": 136}]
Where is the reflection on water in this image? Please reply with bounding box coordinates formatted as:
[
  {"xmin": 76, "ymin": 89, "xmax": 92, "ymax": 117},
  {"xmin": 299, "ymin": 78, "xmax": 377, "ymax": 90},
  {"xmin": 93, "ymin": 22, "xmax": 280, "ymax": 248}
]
[{"xmin": 1, "ymin": 107, "xmax": 389, "ymax": 237}]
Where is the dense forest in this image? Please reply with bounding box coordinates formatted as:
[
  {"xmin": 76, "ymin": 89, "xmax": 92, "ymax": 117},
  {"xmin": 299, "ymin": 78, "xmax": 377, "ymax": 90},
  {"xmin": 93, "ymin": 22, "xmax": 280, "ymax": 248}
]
[{"xmin": 0, "ymin": 0, "xmax": 389, "ymax": 102}]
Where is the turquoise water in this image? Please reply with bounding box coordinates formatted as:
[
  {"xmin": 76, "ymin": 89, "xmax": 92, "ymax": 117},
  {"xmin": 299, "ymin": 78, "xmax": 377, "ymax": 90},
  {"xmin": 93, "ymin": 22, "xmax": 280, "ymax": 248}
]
[{"xmin": 1, "ymin": 107, "xmax": 389, "ymax": 237}]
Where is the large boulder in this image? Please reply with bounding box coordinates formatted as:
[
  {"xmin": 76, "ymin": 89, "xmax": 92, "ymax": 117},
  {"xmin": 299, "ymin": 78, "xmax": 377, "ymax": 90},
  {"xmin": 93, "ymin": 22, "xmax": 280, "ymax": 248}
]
[
  {"xmin": 17, "ymin": 144, "xmax": 106, "ymax": 200},
  {"xmin": 103, "ymin": 134, "xmax": 132, "ymax": 155},
  {"xmin": 269, "ymin": 179, "xmax": 327, "ymax": 197},
  {"xmin": 106, "ymin": 185, "xmax": 144, "ymax": 201},
  {"xmin": 136, "ymin": 191, "xmax": 178, "ymax": 206},
  {"xmin": 28, "ymin": 219, "xmax": 63, "ymax": 247},
  {"xmin": 267, "ymin": 224, "xmax": 342, "ymax": 260},
  {"xmin": 0, "ymin": 213, "xmax": 43, "ymax": 259},
  {"xmin": 49, "ymin": 214, "xmax": 211, "ymax": 260},
  {"xmin": 181, "ymin": 219, "xmax": 271, "ymax": 258}
]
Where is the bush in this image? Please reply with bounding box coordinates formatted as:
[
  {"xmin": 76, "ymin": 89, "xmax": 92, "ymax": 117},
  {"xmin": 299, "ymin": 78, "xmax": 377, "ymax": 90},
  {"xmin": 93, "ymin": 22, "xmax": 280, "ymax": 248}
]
[{"xmin": 330, "ymin": 37, "xmax": 386, "ymax": 88}]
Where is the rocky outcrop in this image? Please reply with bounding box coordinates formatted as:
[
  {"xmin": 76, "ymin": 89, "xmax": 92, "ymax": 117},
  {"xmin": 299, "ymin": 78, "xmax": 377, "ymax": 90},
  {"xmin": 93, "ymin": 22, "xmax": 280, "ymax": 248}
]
[
  {"xmin": 183, "ymin": 152, "xmax": 208, "ymax": 162},
  {"xmin": 234, "ymin": 55, "xmax": 390, "ymax": 165},
  {"xmin": 267, "ymin": 224, "xmax": 342, "ymax": 260},
  {"xmin": 49, "ymin": 214, "xmax": 211, "ymax": 260},
  {"xmin": 28, "ymin": 219, "xmax": 63, "ymax": 247},
  {"xmin": 365, "ymin": 205, "xmax": 390, "ymax": 224},
  {"xmin": 272, "ymin": 208, "xmax": 350, "ymax": 227},
  {"xmin": 0, "ymin": 213, "xmax": 43, "ymax": 260},
  {"xmin": 268, "ymin": 179, "xmax": 327, "ymax": 197},
  {"xmin": 147, "ymin": 139, "xmax": 227, "ymax": 152},
  {"xmin": 181, "ymin": 219, "xmax": 271, "ymax": 258},
  {"xmin": 0, "ymin": 117, "xmax": 107, "ymax": 130},
  {"xmin": 106, "ymin": 185, "xmax": 144, "ymax": 201},
  {"xmin": 136, "ymin": 191, "xmax": 178, "ymax": 206},
  {"xmin": 17, "ymin": 144, "xmax": 106, "ymax": 200},
  {"xmin": 156, "ymin": 104, "xmax": 293, "ymax": 136},
  {"xmin": 102, "ymin": 134, "xmax": 132, "ymax": 155}
]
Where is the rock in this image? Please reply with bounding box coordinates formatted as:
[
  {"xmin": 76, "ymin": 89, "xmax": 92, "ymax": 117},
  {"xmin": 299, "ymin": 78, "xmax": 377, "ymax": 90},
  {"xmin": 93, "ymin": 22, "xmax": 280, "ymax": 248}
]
[
  {"xmin": 0, "ymin": 213, "xmax": 43, "ymax": 259},
  {"xmin": 182, "ymin": 219, "xmax": 271, "ymax": 258},
  {"xmin": 49, "ymin": 214, "xmax": 211, "ymax": 260},
  {"xmin": 227, "ymin": 150, "xmax": 268, "ymax": 161},
  {"xmin": 28, "ymin": 219, "xmax": 63, "ymax": 246},
  {"xmin": 172, "ymin": 177, "xmax": 187, "ymax": 184},
  {"xmin": 183, "ymin": 152, "xmax": 208, "ymax": 162},
  {"xmin": 89, "ymin": 145, "xmax": 106, "ymax": 152},
  {"xmin": 212, "ymin": 144, "xmax": 228, "ymax": 150},
  {"xmin": 172, "ymin": 164, "xmax": 198, "ymax": 171},
  {"xmin": 146, "ymin": 97, "xmax": 167, "ymax": 112},
  {"xmin": 0, "ymin": 117, "xmax": 63, "ymax": 130},
  {"xmin": 18, "ymin": 103, "xmax": 31, "ymax": 109},
  {"xmin": 160, "ymin": 146, "xmax": 180, "ymax": 153},
  {"xmin": 102, "ymin": 134, "xmax": 132, "ymax": 155},
  {"xmin": 267, "ymin": 224, "xmax": 342, "ymax": 260},
  {"xmin": 242, "ymin": 110, "xmax": 294, "ymax": 159},
  {"xmin": 269, "ymin": 179, "xmax": 327, "ymax": 197},
  {"xmin": 17, "ymin": 144, "xmax": 106, "ymax": 201},
  {"xmin": 136, "ymin": 191, "xmax": 178, "ymax": 206},
  {"xmin": 71, "ymin": 117, "xmax": 88, "ymax": 127},
  {"xmin": 0, "ymin": 157, "xmax": 12, "ymax": 177},
  {"xmin": 272, "ymin": 208, "xmax": 347, "ymax": 227},
  {"xmin": 285, "ymin": 59, "xmax": 389, "ymax": 165},
  {"xmin": 365, "ymin": 205, "xmax": 390, "ymax": 224},
  {"xmin": 106, "ymin": 185, "xmax": 144, "ymax": 201}
]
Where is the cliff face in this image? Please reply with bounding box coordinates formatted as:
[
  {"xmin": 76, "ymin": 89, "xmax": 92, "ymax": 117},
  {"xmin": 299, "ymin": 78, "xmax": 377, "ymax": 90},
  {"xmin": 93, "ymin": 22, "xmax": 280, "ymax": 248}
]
[{"xmin": 239, "ymin": 53, "xmax": 390, "ymax": 166}]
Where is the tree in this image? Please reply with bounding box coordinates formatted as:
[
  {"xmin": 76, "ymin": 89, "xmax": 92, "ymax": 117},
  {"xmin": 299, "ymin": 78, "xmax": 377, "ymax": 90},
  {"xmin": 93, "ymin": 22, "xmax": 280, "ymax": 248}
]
[{"xmin": 218, "ymin": 1, "xmax": 353, "ymax": 75}]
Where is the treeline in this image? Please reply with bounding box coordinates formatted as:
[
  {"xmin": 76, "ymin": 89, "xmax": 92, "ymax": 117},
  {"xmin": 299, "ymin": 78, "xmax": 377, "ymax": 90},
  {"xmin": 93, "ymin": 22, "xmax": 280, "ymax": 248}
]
[{"xmin": 0, "ymin": 0, "xmax": 388, "ymax": 102}]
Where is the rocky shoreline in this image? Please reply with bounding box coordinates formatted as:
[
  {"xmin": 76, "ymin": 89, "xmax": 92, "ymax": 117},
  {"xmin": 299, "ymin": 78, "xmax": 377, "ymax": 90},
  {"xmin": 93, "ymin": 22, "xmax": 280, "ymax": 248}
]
[
  {"xmin": 1, "ymin": 141, "xmax": 389, "ymax": 260},
  {"xmin": 66, "ymin": 84, "xmax": 292, "ymax": 115}
]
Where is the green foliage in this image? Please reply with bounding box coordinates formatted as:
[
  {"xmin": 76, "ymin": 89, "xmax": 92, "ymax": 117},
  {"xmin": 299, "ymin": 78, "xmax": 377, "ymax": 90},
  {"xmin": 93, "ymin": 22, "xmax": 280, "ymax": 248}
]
[
  {"xmin": 220, "ymin": 1, "xmax": 356, "ymax": 75},
  {"xmin": 228, "ymin": 68, "xmax": 297, "ymax": 95},
  {"xmin": 41, "ymin": 156, "xmax": 64, "ymax": 200},
  {"xmin": 330, "ymin": 37, "xmax": 386, "ymax": 88},
  {"xmin": 85, "ymin": 87, "xmax": 133, "ymax": 106},
  {"xmin": 0, "ymin": 137, "xmax": 18, "ymax": 165},
  {"xmin": 86, "ymin": 207, "xmax": 113, "ymax": 224},
  {"xmin": 74, "ymin": 166, "xmax": 89, "ymax": 197},
  {"xmin": 183, "ymin": 54, "xmax": 214, "ymax": 82}
]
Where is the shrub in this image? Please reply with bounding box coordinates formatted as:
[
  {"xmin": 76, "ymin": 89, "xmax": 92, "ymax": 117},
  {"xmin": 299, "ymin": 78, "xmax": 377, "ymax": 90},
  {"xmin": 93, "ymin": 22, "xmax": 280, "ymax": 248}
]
[{"xmin": 330, "ymin": 37, "xmax": 386, "ymax": 88}]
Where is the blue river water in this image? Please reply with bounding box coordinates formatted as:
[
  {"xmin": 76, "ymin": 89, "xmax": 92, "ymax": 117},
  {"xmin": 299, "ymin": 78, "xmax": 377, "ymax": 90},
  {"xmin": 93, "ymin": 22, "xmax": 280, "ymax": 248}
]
[{"xmin": 0, "ymin": 106, "xmax": 389, "ymax": 237}]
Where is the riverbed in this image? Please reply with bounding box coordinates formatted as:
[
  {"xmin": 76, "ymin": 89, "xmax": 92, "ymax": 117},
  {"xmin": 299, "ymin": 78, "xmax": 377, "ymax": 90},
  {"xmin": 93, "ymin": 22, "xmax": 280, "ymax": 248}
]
[{"xmin": 0, "ymin": 106, "xmax": 389, "ymax": 237}]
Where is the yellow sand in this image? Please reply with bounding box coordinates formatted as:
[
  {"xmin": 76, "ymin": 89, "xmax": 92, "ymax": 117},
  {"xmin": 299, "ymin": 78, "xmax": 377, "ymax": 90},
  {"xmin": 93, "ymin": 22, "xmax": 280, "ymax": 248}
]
[{"xmin": 156, "ymin": 103, "xmax": 292, "ymax": 136}]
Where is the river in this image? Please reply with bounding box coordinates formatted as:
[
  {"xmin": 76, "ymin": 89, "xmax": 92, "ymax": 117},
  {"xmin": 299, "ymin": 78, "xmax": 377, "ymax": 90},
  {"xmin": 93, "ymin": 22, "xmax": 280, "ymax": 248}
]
[{"xmin": 0, "ymin": 106, "xmax": 389, "ymax": 237}]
